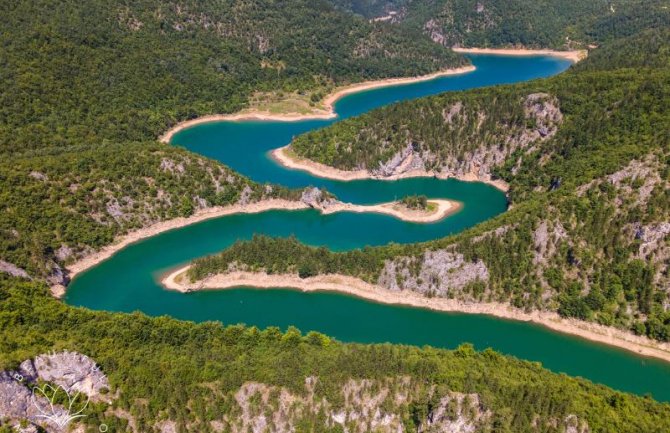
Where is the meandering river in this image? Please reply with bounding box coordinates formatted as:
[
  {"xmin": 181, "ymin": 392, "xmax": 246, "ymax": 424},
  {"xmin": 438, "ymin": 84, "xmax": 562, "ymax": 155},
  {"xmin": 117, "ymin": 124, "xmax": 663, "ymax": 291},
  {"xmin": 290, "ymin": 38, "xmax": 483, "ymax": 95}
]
[{"xmin": 66, "ymin": 54, "xmax": 670, "ymax": 400}]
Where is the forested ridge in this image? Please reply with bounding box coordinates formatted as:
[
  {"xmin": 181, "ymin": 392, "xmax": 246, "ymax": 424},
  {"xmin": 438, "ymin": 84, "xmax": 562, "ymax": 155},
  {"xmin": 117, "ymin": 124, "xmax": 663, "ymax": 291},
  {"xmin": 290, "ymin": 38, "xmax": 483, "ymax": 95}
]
[
  {"xmin": 0, "ymin": 0, "xmax": 463, "ymax": 282},
  {"xmin": 0, "ymin": 0, "xmax": 463, "ymax": 156},
  {"xmin": 329, "ymin": 0, "xmax": 670, "ymax": 50},
  {"xmin": 204, "ymin": 21, "xmax": 670, "ymax": 342},
  {"xmin": 3, "ymin": 1, "xmax": 670, "ymax": 431},
  {"xmin": 0, "ymin": 144, "xmax": 306, "ymax": 281},
  {"xmin": 3, "ymin": 276, "xmax": 670, "ymax": 432}
]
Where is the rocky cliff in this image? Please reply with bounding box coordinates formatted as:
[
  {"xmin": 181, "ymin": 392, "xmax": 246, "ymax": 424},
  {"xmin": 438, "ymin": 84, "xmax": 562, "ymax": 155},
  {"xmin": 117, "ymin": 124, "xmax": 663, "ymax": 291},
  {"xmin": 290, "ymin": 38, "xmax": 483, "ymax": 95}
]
[
  {"xmin": 0, "ymin": 351, "xmax": 111, "ymax": 433},
  {"xmin": 291, "ymin": 91, "xmax": 563, "ymax": 187}
]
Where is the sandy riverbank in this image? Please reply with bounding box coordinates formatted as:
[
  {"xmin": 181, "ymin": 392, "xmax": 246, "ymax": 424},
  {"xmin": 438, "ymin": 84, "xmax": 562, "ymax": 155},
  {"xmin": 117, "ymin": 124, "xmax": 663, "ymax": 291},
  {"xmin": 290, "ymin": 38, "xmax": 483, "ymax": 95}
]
[
  {"xmin": 319, "ymin": 65, "xmax": 476, "ymax": 113},
  {"xmin": 159, "ymin": 65, "xmax": 476, "ymax": 143},
  {"xmin": 54, "ymin": 200, "xmax": 309, "ymax": 297},
  {"xmin": 452, "ymin": 47, "xmax": 588, "ymax": 63},
  {"xmin": 55, "ymin": 198, "xmax": 457, "ymax": 298},
  {"xmin": 271, "ymin": 146, "xmax": 510, "ymax": 193},
  {"xmin": 162, "ymin": 269, "xmax": 670, "ymax": 363}
]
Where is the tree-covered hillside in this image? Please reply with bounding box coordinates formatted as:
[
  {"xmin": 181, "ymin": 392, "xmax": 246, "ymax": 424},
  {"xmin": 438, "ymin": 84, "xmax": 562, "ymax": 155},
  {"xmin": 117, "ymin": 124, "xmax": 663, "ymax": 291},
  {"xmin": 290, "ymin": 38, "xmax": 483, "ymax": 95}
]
[
  {"xmin": 224, "ymin": 26, "xmax": 670, "ymax": 342},
  {"xmin": 0, "ymin": 0, "xmax": 464, "ymax": 281},
  {"xmin": 2, "ymin": 1, "xmax": 670, "ymax": 430},
  {"xmin": 0, "ymin": 0, "xmax": 463, "ymax": 155},
  {"xmin": 329, "ymin": 0, "xmax": 670, "ymax": 49},
  {"xmin": 0, "ymin": 144, "xmax": 306, "ymax": 282},
  {"xmin": 329, "ymin": 0, "xmax": 407, "ymax": 18},
  {"xmin": 2, "ymin": 276, "xmax": 670, "ymax": 432}
]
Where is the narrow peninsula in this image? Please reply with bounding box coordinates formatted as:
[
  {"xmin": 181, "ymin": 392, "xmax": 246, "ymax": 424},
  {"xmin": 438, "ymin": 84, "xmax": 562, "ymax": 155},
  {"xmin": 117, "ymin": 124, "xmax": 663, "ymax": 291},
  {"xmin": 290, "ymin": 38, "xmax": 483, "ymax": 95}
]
[
  {"xmin": 56, "ymin": 190, "xmax": 458, "ymax": 298},
  {"xmin": 271, "ymin": 145, "xmax": 511, "ymax": 192},
  {"xmin": 161, "ymin": 268, "xmax": 670, "ymax": 364},
  {"xmin": 159, "ymin": 66, "xmax": 475, "ymax": 143}
]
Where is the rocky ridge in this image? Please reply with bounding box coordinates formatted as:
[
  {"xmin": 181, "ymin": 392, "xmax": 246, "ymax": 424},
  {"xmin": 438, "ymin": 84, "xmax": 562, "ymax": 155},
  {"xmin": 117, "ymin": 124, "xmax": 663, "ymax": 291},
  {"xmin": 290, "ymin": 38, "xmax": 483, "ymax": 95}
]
[
  {"xmin": 369, "ymin": 93, "xmax": 562, "ymax": 182},
  {"xmin": 0, "ymin": 351, "xmax": 111, "ymax": 433},
  {"xmin": 378, "ymin": 249, "xmax": 489, "ymax": 299},
  {"xmin": 205, "ymin": 376, "xmax": 588, "ymax": 433}
]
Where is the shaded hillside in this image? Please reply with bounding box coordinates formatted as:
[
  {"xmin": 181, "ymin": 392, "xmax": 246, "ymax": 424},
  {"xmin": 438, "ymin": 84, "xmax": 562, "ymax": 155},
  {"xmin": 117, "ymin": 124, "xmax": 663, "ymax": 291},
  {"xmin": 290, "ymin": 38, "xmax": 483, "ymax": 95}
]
[
  {"xmin": 229, "ymin": 29, "xmax": 670, "ymax": 342},
  {"xmin": 0, "ymin": 0, "xmax": 463, "ymax": 280},
  {"xmin": 0, "ymin": 0, "xmax": 463, "ymax": 156},
  {"xmin": 2, "ymin": 276, "xmax": 670, "ymax": 432},
  {"xmin": 329, "ymin": 0, "xmax": 670, "ymax": 49}
]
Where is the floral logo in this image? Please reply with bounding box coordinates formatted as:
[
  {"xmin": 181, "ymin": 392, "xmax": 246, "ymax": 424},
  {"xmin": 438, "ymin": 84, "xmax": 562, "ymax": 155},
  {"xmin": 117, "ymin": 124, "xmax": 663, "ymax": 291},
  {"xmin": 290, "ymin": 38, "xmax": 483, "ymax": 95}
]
[{"xmin": 31, "ymin": 384, "xmax": 89, "ymax": 430}]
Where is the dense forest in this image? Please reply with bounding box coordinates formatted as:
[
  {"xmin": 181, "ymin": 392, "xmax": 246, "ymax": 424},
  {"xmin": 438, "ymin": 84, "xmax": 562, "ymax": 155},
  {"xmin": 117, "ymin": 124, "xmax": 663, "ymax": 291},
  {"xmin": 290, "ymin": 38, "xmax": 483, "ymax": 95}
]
[
  {"xmin": 3, "ymin": 275, "xmax": 670, "ymax": 432},
  {"xmin": 0, "ymin": 0, "xmax": 463, "ymax": 156},
  {"xmin": 3, "ymin": 0, "xmax": 670, "ymax": 430},
  {"xmin": 209, "ymin": 22, "xmax": 670, "ymax": 342},
  {"xmin": 329, "ymin": 0, "xmax": 407, "ymax": 18},
  {"xmin": 329, "ymin": 0, "xmax": 670, "ymax": 50},
  {"xmin": 291, "ymin": 86, "xmax": 563, "ymax": 174},
  {"xmin": 0, "ymin": 0, "xmax": 465, "ymax": 280},
  {"xmin": 0, "ymin": 144, "xmax": 306, "ymax": 281}
]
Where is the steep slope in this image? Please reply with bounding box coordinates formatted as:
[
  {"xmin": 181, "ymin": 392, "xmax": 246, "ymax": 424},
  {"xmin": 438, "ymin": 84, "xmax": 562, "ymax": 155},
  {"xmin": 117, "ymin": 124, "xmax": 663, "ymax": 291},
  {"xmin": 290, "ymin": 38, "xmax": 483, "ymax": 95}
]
[
  {"xmin": 0, "ymin": 0, "xmax": 462, "ymax": 156},
  {"xmin": 2, "ymin": 2, "xmax": 670, "ymax": 430},
  {"xmin": 329, "ymin": 0, "xmax": 407, "ymax": 18},
  {"xmin": 329, "ymin": 0, "xmax": 670, "ymax": 50},
  {"xmin": 216, "ymin": 28, "xmax": 670, "ymax": 343},
  {"xmin": 0, "ymin": 0, "xmax": 463, "ymax": 280},
  {"xmin": 0, "ymin": 143, "xmax": 306, "ymax": 282},
  {"xmin": 2, "ymin": 277, "xmax": 670, "ymax": 432},
  {"xmin": 402, "ymin": 0, "xmax": 609, "ymax": 49}
]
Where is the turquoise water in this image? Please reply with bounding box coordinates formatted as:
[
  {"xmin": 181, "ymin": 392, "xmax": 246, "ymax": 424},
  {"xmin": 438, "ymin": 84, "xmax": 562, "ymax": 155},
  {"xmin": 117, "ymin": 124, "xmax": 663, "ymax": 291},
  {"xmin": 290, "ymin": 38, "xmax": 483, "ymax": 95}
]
[{"xmin": 66, "ymin": 55, "xmax": 670, "ymax": 401}]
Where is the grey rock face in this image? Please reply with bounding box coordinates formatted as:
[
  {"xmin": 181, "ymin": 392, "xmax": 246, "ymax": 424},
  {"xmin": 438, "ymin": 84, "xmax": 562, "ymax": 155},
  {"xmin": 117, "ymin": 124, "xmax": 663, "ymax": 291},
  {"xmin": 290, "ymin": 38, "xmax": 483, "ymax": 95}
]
[
  {"xmin": 157, "ymin": 420, "xmax": 178, "ymax": 433},
  {"xmin": 160, "ymin": 158, "xmax": 185, "ymax": 173},
  {"xmin": 105, "ymin": 198, "xmax": 126, "ymax": 221},
  {"xmin": 378, "ymin": 250, "xmax": 489, "ymax": 297},
  {"xmin": 533, "ymin": 220, "xmax": 567, "ymax": 265},
  {"xmin": 300, "ymin": 187, "xmax": 339, "ymax": 209},
  {"xmin": 55, "ymin": 245, "xmax": 73, "ymax": 262},
  {"xmin": 29, "ymin": 171, "xmax": 48, "ymax": 181},
  {"xmin": 372, "ymin": 143, "xmax": 426, "ymax": 177},
  {"xmin": 238, "ymin": 185, "xmax": 254, "ymax": 205},
  {"xmin": 0, "ymin": 260, "xmax": 30, "ymax": 279},
  {"xmin": 18, "ymin": 360, "xmax": 38, "ymax": 383},
  {"xmin": 33, "ymin": 351, "xmax": 110, "ymax": 399},
  {"xmin": 424, "ymin": 19, "xmax": 447, "ymax": 45},
  {"xmin": 221, "ymin": 377, "xmax": 527, "ymax": 433},
  {"xmin": 0, "ymin": 371, "xmax": 33, "ymax": 420},
  {"xmin": 419, "ymin": 393, "xmax": 489, "ymax": 433},
  {"xmin": 300, "ymin": 187, "xmax": 323, "ymax": 207},
  {"xmin": 0, "ymin": 352, "xmax": 112, "ymax": 432},
  {"xmin": 443, "ymin": 101, "xmax": 463, "ymax": 124},
  {"xmin": 0, "ymin": 371, "xmax": 70, "ymax": 433},
  {"xmin": 45, "ymin": 263, "xmax": 69, "ymax": 287},
  {"xmin": 371, "ymin": 93, "xmax": 563, "ymax": 182}
]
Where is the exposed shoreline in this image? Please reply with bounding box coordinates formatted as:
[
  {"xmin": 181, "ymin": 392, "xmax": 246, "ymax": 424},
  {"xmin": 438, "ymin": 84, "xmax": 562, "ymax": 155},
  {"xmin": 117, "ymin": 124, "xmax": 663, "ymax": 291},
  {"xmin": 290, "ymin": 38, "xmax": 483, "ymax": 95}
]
[
  {"xmin": 54, "ymin": 199, "xmax": 308, "ymax": 297},
  {"xmin": 55, "ymin": 198, "xmax": 457, "ymax": 298},
  {"xmin": 161, "ymin": 270, "xmax": 670, "ymax": 364},
  {"xmin": 323, "ymin": 199, "xmax": 460, "ymax": 223},
  {"xmin": 271, "ymin": 145, "xmax": 510, "ymax": 193},
  {"xmin": 452, "ymin": 47, "xmax": 588, "ymax": 63},
  {"xmin": 159, "ymin": 65, "xmax": 476, "ymax": 143}
]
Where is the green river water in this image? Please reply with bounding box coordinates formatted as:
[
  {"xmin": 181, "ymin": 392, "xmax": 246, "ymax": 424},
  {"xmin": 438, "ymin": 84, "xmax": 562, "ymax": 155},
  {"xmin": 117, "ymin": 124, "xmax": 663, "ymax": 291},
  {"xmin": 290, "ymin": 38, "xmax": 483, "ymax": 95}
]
[{"xmin": 66, "ymin": 54, "xmax": 670, "ymax": 401}]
